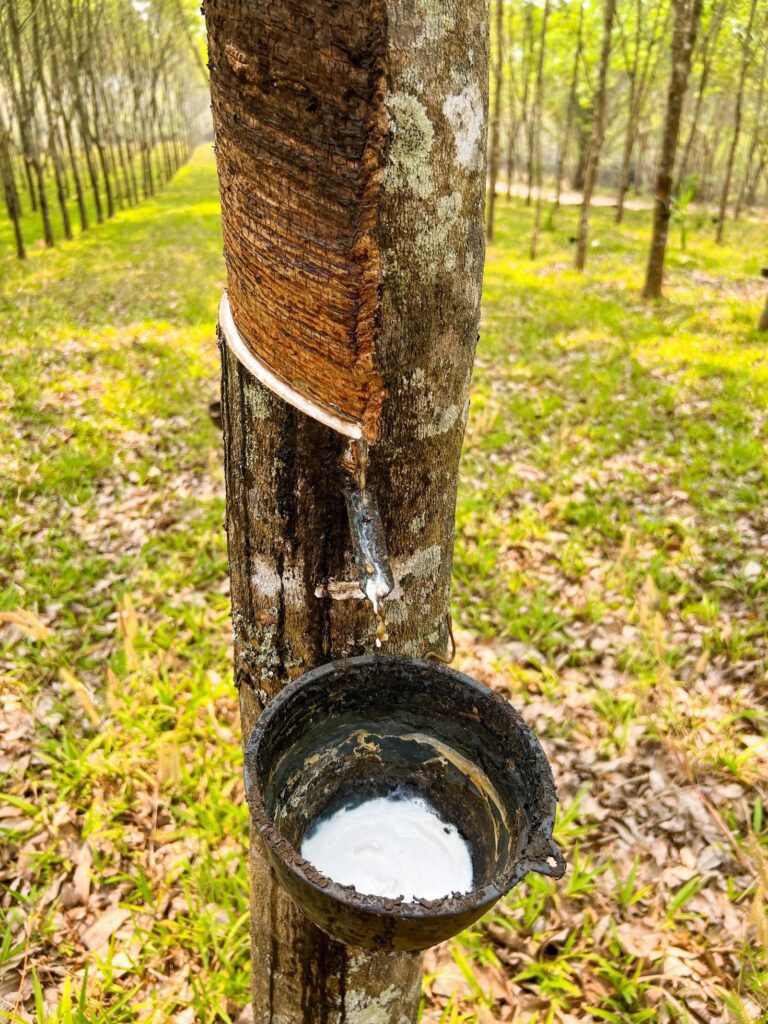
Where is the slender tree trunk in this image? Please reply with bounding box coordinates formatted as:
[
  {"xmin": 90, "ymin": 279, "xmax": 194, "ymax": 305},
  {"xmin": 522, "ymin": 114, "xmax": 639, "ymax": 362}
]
[
  {"xmin": 6, "ymin": 0, "xmax": 49, "ymax": 237},
  {"xmin": 614, "ymin": 0, "xmax": 641, "ymax": 224},
  {"xmin": 615, "ymin": 0, "xmax": 668, "ymax": 223},
  {"xmin": 0, "ymin": 119, "xmax": 25, "ymax": 259},
  {"xmin": 575, "ymin": 0, "xmax": 617, "ymax": 271},
  {"xmin": 759, "ymin": 291, "xmax": 768, "ymax": 332},
  {"xmin": 31, "ymin": 3, "xmax": 72, "ymax": 241},
  {"xmin": 522, "ymin": 5, "xmax": 535, "ymax": 206},
  {"xmin": 735, "ymin": 32, "xmax": 767, "ymax": 218},
  {"xmin": 714, "ymin": 0, "xmax": 758, "ymax": 243},
  {"xmin": 643, "ymin": 0, "xmax": 703, "ymax": 299},
  {"xmin": 93, "ymin": 131, "xmax": 115, "ymax": 218},
  {"xmin": 203, "ymin": 0, "xmax": 488, "ymax": 1021},
  {"xmin": 675, "ymin": 0, "xmax": 725, "ymax": 193},
  {"xmin": 23, "ymin": 159, "xmax": 38, "ymax": 212},
  {"xmin": 76, "ymin": 101, "xmax": 104, "ymax": 224},
  {"xmin": 554, "ymin": 0, "xmax": 584, "ymax": 210},
  {"xmin": 530, "ymin": 0, "xmax": 551, "ymax": 258},
  {"xmin": 61, "ymin": 116, "xmax": 88, "ymax": 231},
  {"xmin": 50, "ymin": 134, "xmax": 73, "ymax": 240},
  {"xmin": 504, "ymin": 2, "xmax": 518, "ymax": 198},
  {"xmin": 32, "ymin": 159, "xmax": 55, "ymax": 246},
  {"xmin": 125, "ymin": 129, "xmax": 140, "ymax": 205},
  {"xmin": 486, "ymin": 0, "xmax": 504, "ymax": 241},
  {"xmin": 43, "ymin": 0, "xmax": 86, "ymax": 230}
]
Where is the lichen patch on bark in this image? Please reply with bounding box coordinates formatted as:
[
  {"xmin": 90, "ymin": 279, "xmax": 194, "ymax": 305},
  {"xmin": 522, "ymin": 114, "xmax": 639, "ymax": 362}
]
[
  {"xmin": 384, "ymin": 94, "xmax": 435, "ymax": 198},
  {"xmin": 442, "ymin": 82, "xmax": 484, "ymax": 168}
]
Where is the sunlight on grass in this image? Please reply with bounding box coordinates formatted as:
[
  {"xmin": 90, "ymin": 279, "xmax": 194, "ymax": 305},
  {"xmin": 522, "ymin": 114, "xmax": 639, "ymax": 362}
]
[{"xmin": 2, "ymin": 150, "xmax": 767, "ymax": 1022}]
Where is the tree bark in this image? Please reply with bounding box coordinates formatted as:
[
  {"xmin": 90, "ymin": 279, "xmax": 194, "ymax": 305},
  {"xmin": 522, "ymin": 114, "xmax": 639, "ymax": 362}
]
[
  {"xmin": 204, "ymin": 1, "xmax": 488, "ymax": 1021},
  {"xmin": 575, "ymin": 0, "xmax": 616, "ymax": 271},
  {"xmin": 486, "ymin": 0, "xmax": 504, "ymax": 241},
  {"xmin": 642, "ymin": 0, "xmax": 703, "ymax": 299}
]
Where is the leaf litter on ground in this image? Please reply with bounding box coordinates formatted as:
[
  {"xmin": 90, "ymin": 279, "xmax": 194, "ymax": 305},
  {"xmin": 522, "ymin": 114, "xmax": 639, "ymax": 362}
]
[{"xmin": 1, "ymin": 149, "xmax": 767, "ymax": 1023}]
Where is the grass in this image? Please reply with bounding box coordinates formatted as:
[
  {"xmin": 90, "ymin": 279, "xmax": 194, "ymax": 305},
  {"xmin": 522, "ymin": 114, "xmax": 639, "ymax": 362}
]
[
  {"xmin": 0, "ymin": 146, "xmax": 186, "ymax": 259},
  {"xmin": 1, "ymin": 147, "xmax": 767, "ymax": 1023}
]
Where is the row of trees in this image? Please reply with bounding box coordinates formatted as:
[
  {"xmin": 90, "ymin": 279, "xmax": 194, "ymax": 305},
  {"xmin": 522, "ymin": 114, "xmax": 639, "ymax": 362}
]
[
  {"xmin": 0, "ymin": 0, "xmax": 206, "ymax": 259},
  {"xmin": 486, "ymin": 0, "xmax": 768, "ymax": 297}
]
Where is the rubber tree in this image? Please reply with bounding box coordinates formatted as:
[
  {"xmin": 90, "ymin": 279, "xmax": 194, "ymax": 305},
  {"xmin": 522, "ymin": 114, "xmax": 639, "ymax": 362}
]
[
  {"xmin": 714, "ymin": 0, "xmax": 759, "ymax": 243},
  {"xmin": 642, "ymin": 0, "xmax": 703, "ymax": 299},
  {"xmin": 760, "ymin": 273, "xmax": 768, "ymax": 331},
  {"xmin": 574, "ymin": 0, "xmax": 617, "ymax": 272},
  {"xmin": 202, "ymin": 1, "xmax": 488, "ymax": 1021},
  {"xmin": 486, "ymin": 0, "xmax": 504, "ymax": 242}
]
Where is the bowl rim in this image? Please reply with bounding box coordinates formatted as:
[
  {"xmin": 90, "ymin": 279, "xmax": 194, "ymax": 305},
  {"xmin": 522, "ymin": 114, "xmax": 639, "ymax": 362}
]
[{"xmin": 243, "ymin": 654, "xmax": 565, "ymax": 924}]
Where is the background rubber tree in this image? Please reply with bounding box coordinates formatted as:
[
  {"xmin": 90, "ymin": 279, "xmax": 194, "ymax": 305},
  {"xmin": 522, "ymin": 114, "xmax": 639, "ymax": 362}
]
[
  {"xmin": 760, "ymin": 270, "xmax": 768, "ymax": 331},
  {"xmin": 202, "ymin": 1, "xmax": 489, "ymax": 1021},
  {"xmin": 642, "ymin": 0, "xmax": 703, "ymax": 299},
  {"xmin": 574, "ymin": 0, "xmax": 617, "ymax": 271}
]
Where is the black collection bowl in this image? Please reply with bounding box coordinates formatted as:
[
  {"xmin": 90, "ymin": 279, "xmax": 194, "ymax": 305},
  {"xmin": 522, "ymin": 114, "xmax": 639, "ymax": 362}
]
[{"xmin": 243, "ymin": 654, "xmax": 565, "ymax": 951}]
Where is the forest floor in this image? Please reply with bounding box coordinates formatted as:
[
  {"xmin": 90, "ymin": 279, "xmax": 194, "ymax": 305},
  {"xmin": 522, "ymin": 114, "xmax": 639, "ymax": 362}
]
[{"xmin": 1, "ymin": 147, "xmax": 767, "ymax": 1024}]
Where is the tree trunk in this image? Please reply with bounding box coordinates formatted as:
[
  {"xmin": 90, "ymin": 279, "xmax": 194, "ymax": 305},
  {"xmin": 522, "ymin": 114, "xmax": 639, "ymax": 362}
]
[
  {"xmin": 43, "ymin": 0, "xmax": 87, "ymax": 232},
  {"xmin": 575, "ymin": 0, "xmax": 616, "ymax": 271},
  {"xmin": 735, "ymin": 29, "xmax": 767, "ymax": 219},
  {"xmin": 675, "ymin": 0, "xmax": 725, "ymax": 194},
  {"xmin": 32, "ymin": 159, "xmax": 55, "ymax": 247},
  {"xmin": 31, "ymin": 1, "xmax": 72, "ymax": 241},
  {"xmin": 0, "ymin": 117, "xmax": 25, "ymax": 259},
  {"xmin": 530, "ymin": 0, "xmax": 551, "ymax": 259},
  {"xmin": 504, "ymin": 1, "xmax": 518, "ymax": 198},
  {"xmin": 615, "ymin": 0, "xmax": 667, "ymax": 224},
  {"xmin": 486, "ymin": 0, "xmax": 504, "ymax": 241},
  {"xmin": 554, "ymin": 0, "xmax": 584, "ymax": 210},
  {"xmin": 614, "ymin": 0, "xmax": 641, "ymax": 225},
  {"xmin": 203, "ymin": 1, "xmax": 488, "ymax": 1021},
  {"xmin": 520, "ymin": 4, "xmax": 535, "ymax": 206},
  {"xmin": 714, "ymin": 0, "xmax": 758, "ymax": 243},
  {"xmin": 21, "ymin": 159, "xmax": 37, "ymax": 213},
  {"xmin": 642, "ymin": 0, "xmax": 703, "ymax": 299},
  {"xmin": 759, "ymin": 291, "xmax": 768, "ymax": 332}
]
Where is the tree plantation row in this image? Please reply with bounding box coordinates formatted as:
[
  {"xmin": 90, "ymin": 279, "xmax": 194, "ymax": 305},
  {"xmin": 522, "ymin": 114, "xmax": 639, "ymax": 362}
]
[
  {"xmin": 0, "ymin": 0, "xmax": 207, "ymax": 259},
  {"xmin": 486, "ymin": 0, "xmax": 768, "ymax": 300}
]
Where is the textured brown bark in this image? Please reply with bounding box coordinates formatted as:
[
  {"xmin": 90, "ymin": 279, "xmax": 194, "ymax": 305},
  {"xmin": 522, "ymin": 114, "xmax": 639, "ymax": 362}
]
[
  {"xmin": 643, "ymin": 0, "xmax": 703, "ymax": 299},
  {"xmin": 205, "ymin": 0, "xmax": 488, "ymax": 1020},
  {"xmin": 207, "ymin": 1, "xmax": 388, "ymax": 440},
  {"xmin": 575, "ymin": 0, "xmax": 616, "ymax": 272}
]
